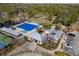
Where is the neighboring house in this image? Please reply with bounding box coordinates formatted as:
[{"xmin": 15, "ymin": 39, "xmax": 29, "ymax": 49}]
[
  {"xmin": 48, "ymin": 26, "xmax": 64, "ymax": 42},
  {"xmin": 63, "ymin": 31, "xmax": 79, "ymax": 56},
  {"xmin": 12, "ymin": 18, "xmax": 26, "ymax": 25},
  {"xmin": 0, "ymin": 27, "xmax": 22, "ymax": 38},
  {"xmin": 0, "ymin": 27, "xmax": 25, "ymax": 45}
]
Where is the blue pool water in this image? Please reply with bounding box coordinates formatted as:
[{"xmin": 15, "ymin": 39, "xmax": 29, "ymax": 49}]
[{"xmin": 16, "ymin": 23, "xmax": 38, "ymax": 31}]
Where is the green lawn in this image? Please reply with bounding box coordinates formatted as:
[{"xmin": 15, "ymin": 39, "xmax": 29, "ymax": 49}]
[
  {"xmin": 27, "ymin": 18, "xmax": 53, "ymax": 29},
  {"xmin": 28, "ymin": 18, "xmax": 50, "ymax": 24}
]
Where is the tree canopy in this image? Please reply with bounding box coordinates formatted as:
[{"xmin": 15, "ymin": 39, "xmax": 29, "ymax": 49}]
[{"xmin": 0, "ymin": 4, "xmax": 79, "ymax": 26}]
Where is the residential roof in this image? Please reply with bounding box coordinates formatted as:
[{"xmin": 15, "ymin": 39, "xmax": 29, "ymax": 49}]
[
  {"xmin": 1, "ymin": 27, "xmax": 22, "ymax": 37},
  {"xmin": 54, "ymin": 31, "xmax": 63, "ymax": 41},
  {"xmin": 27, "ymin": 32, "xmax": 43, "ymax": 42},
  {"xmin": 49, "ymin": 26, "xmax": 63, "ymax": 41}
]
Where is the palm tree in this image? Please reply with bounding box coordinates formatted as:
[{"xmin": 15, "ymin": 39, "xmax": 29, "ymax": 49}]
[{"xmin": 44, "ymin": 31, "xmax": 52, "ymax": 47}]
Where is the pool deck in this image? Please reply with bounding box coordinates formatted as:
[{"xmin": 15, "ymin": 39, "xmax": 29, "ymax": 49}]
[{"xmin": 13, "ymin": 22, "xmax": 39, "ymax": 36}]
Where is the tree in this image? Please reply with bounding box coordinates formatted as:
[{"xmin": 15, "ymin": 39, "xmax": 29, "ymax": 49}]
[
  {"xmin": 45, "ymin": 33, "xmax": 52, "ymax": 47},
  {"xmin": 55, "ymin": 23, "xmax": 62, "ymax": 30}
]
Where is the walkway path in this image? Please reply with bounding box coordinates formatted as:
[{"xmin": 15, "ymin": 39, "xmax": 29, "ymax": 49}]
[{"xmin": 53, "ymin": 34, "xmax": 65, "ymax": 51}]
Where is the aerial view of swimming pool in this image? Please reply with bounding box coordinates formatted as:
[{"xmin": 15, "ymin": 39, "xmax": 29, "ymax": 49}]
[{"xmin": 16, "ymin": 23, "xmax": 38, "ymax": 31}]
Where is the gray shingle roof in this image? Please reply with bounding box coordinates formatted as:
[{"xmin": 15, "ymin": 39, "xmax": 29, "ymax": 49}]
[{"xmin": 1, "ymin": 27, "xmax": 21, "ymax": 37}]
